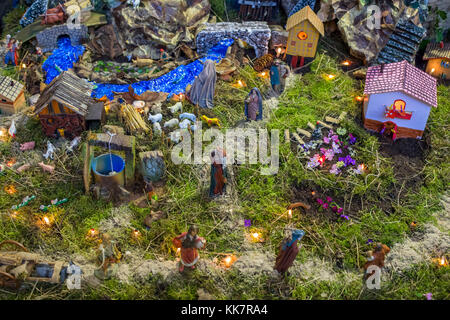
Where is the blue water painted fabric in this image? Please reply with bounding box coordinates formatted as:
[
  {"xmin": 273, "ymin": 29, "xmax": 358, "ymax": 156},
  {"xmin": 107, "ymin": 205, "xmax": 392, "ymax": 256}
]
[{"xmin": 42, "ymin": 37, "xmax": 85, "ymax": 84}]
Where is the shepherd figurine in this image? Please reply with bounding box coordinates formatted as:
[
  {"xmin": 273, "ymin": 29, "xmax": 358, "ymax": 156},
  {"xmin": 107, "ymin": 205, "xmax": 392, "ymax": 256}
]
[
  {"xmin": 173, "ymin": 225, "xmax": 206, "ymax": 273},
  {"xmin": 274, "ymin": 229, "xmax": 305, "ymax": 275},
  {"xmin": 244, "ymin": 88, "xmax": 263, "ymax": 121},
  {"xmin": 209, "ymin": 148, "xmax": 227, "ymax": 197}
]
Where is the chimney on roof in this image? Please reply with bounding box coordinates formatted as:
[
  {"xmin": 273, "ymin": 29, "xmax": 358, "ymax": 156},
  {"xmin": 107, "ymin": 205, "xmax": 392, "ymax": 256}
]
[
  {"xmin": 10, "ymin": 81, "xmax": 14, "ymax": 87},
  {"xmin": 380, "ymin": 63, "xmax": 385, "ymax": 74}
]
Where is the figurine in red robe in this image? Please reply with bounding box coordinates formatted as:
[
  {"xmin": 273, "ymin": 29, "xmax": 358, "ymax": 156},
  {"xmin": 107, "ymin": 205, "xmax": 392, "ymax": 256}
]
[
  {"xmin": 173, "ymin": 225, "xmax": 206, "ymax": 273},
  {"xmin": 274, "ymin": 229, "xmax": 305, "ymax": 275}
]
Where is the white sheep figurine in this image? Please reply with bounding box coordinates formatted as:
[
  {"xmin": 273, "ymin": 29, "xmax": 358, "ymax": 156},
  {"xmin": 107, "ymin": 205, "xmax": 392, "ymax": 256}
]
[
  {"xmin": 43, "ymin": 141, "xmax": 56, "ymax": 160},
  {"xmin": 164, "ymin": 118, "xmax": 179, "ymax": 128},
  {"xmin": 148, "ymin": 113, "xmax": 163, "ymax": 123},
  {"xmin": 179, "ymin": 112, "xmax": 196, "ymax": 122},
  {"xmin": 169, "ymin": 131, "xmax": 182, "ymax": 143},
  {"xmin": 153, "ymin": 122, "xmax": 162, "ymax": 136},
  {"xmin": 179, "ymin": 119, "xmax": 192, "ymax": 129},
  {"xmin": 169, "ymin": 102, "xmax": 183, "ymax": 114}
]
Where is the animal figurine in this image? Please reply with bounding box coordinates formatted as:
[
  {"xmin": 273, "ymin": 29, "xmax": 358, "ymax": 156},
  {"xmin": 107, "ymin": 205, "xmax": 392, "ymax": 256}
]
[
  {"xmin": 179, "ymin": 112, "xmax": 196, "ymax": 122},
  {"xmin": 8, "ymin": 120, "xmax": 16, "ymax": 137},
  {"xmin": 164, "ymin": 118, "xmax": 179, "ymax": 129},
  {"xmin": 148, "ymin": 113, "xmax": 163, "ymax": 123},
  {"xmin": 169, "ymin": 131, "xmax": 182, "ymax": 143},
  {"xmin": 363, "ymin": 243, "xmax": 390, "ymax": 279},
  {"xmin": 19, "ymin": 141, "xmax": 35, "ymax": 151},
  {"xmin": 43, "ymin": 141, "xmax": 56, "ymax": 160},
  {"xmin": 67, "ymin": 137, "xmax": 81, "ymax": 153},
  {"xmin": 169, "ymin": 102, "xmax": 183, "ymax": 114},
  {"xmin": 153, "ymin": 122, "xmax": 162, "ymax": 136},
  {"xmin": 201, "ymin": 115, "xmax": 221, "ymax": 128},
  {"xmin": 179, "ymin": 119, "xmax": 192, "ymax": 129},
  {"xmin": 38, "ymin": 162, "xmax": 55, "ymax": 173},
  {"xmin": 16, "ymin": 163, "xmax": 31, "ymax": 173}
]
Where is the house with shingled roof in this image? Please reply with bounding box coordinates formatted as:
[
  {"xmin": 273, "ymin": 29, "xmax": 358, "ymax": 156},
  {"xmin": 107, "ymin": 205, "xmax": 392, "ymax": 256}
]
[
  {"xmin": 285, "ymin": 5, "xmax": 324, "ymax": 68},
  {"xmin": 362, "ymin": 60, "xmax": 437, "ymax": 140},
  {"xmin": 34, "ymin": 70, "xmax": 105, "ymax": 138},
  {"xmin": 0, "ymin": 76, "xmax": 26, "ymax": 115},
  {"xmin": 423, "ymin": 42, "xmax": 450, "ymax": 80}
]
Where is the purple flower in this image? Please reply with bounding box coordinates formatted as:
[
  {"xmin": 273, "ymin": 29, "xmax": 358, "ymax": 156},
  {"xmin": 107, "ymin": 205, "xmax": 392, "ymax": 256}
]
[
  {"xmin": 324, "ymin": 149, "xmax": 334, "ymax": 161},
  {"xmin": 244, "ymin": 219, "xmax": 251, "ymax": 227},
  {"xmin": 338, "ymin": 155, "xmax": 356, "ymax": 167},
  {"xmin": 329, "ymin": 164, "xmax": 341, "ymax": 175},
  {"xmin": 366, "ymin": 239, "xmax": 373, "ymax": 245},
  {"xmin": 307, "ymin": 154, "xmax": 321, "ymax": 169},
  {"xmin": 340, "ymin": 214, "xmax": 349, "ymax": 220},
  {"xmin": 331, "ymin": 135, "xmax": 339, "ymax": 143},
  {"xmin": 323, "ymin": 136, "xmax": 330, "ymax": 144},
  {"xmin": 424, "ymin": 293, "xmax": 433, "ymax": 300},
  {"xmin": 332, "ymin": 142, "xmax": 342, "ymax": 154},
  {"xmin": 326, "ymin": 196, "xmax": 333, "ymax": 203},
  {"xmin": 348, "ymin": 133, "xmax": 356, "ymax": 145}
]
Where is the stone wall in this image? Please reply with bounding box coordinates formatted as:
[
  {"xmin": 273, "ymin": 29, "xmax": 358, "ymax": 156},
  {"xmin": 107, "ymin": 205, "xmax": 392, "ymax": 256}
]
[
  {"xmin": 36, "ymin": 24, "xmax": 88, "ymax": 53},
  {"xmin": 196, "ymin": 22, "xmax": 271, "ymax": 57}
]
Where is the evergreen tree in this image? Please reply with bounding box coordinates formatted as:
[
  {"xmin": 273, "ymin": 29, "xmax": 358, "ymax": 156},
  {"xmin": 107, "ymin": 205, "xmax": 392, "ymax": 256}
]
[{"xmin": 20, "ymin": 0, "xmax": 48, "ymax": 27}]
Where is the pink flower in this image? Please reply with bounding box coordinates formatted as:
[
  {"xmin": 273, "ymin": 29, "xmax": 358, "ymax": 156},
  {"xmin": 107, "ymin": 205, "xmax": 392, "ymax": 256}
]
[
  {"xmin": 424, "ymin": 293, "xmax": 433, "ymax": 300},
  {"xmin": 337, "ymin": 207, "xmax": 343, "ymax": 214},
  {"xmin": 323, "ymin": 203, "xmax": 329, "ymax": 209},
  {"xmin": 326, "ymin": 196, "xmax": 333, "ymax": 203},
  {"xmin": 316, "ymin": 198, "xmax": 324, "ymax": 205},
  {"xmin": 323, "ymin": 136, "xmax": 330, "ymax": 144}
]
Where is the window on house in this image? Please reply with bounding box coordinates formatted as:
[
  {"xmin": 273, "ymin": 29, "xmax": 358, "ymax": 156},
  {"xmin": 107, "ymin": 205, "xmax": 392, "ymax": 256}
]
[
  {"xmin": 1, "ymin": 99, "xmax": 7, "ymax": 102},
  {"xmin": 441, "ymin": 60, "xmax": 450, "ymax": 68}
]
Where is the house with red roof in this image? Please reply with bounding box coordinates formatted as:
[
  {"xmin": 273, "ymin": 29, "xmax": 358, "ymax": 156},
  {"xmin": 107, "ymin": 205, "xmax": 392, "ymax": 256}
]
[{"xmin": 362, "ymin": 60, "xmax": 437, "ymax": 140}]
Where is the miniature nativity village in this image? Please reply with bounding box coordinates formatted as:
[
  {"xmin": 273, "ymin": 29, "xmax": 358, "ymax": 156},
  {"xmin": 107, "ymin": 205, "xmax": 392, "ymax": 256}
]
[{"xmin": 0, "ymin": 0, "xmax": 448, "ymax": 301}]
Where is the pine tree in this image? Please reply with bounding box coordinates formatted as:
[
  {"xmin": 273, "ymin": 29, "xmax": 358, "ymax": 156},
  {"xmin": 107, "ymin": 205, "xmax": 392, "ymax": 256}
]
[{"xmin": 20, "ymin": 0, "xmax": 48, "ymax": 27}]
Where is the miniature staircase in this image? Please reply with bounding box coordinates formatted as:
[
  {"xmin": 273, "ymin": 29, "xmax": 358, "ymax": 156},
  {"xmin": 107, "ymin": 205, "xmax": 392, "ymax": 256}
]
[{"xmin": 375, "ymin": 20, "xmax": 426, "ymax": 65}]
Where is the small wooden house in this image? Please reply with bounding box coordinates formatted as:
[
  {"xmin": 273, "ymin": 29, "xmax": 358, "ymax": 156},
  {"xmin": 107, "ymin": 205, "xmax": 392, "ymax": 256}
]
[
  {"xmin": 424, "ymin": 42, "xmax": 450, "ymax": 80},
  {"xmin": 34, "ymin": 71, "xmax": 105, "ymax": 138},
  {"xmin": 0, "ymin": 76, "xmax": 26, "ymax": 115},
  {"xmin": 362, "ymin": 60, "xmax": 437, "ymax": 140},
  {"xmin": 285, "ymin": 5, "xmax": 324, "ymax": 68}
]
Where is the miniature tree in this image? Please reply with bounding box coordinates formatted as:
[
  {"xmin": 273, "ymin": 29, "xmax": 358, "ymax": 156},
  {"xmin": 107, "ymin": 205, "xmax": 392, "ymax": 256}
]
[{"xmin": 20, "ymin": 0, "xmax": 48, "ymax": 27}]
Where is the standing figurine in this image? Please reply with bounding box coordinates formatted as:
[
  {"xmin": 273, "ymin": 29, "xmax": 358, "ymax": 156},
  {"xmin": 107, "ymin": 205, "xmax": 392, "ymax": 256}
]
[
  {"xmin": 187, "ymin": 59, "xmax": 217, "ymax": 109},
  {"xmin": 244, "ymin": 88, "xmax": 263, "ymax": 121},
  {"xmin": 4, "ymin": 37, "xmax": 20, "ymax": 66},
  {"xmin": 209, "ymin": 148, "xmax": 227, "ymax": 197},
  {"xmin": 274, "ymin": 229, "xmax": 305, "ymax": 275},
  {"xmin": 94, "ymin": 233, "xmax": 122, "ymax": 280},
  {"xmin": 159, "ymin": 48, "xmax": 170, "ymax": 62},
  {"xmin": 363, "ymin": 243, "xmax": 390, "ymax": 279},
  {"xmin": 270, "ymin": 59, "xmax": 289, "ymax": 95},
  {"xmin": 173, "ymin": 225, "xmax": 206, "ymax": 273}
]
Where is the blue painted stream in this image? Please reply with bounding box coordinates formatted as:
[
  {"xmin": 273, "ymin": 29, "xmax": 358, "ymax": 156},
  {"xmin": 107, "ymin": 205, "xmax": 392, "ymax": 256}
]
[{"xmin": 43, "ymin": 37, "xmax": 234, "ymax": 100}]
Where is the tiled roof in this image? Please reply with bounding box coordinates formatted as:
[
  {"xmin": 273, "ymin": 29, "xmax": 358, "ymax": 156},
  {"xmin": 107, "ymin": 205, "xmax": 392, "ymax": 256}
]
[
  {"xmin": 0, "ymin": 76, "xmax": 24, "ymax": 102},
  {"xmin": 364, "ymin": 60, "xmax": 437, "ymax": 108},
  {"xmin": 286, "ymin": 5, "xmax": 324, "ymax": 36},
  {"xmin": 423, "ymin": 42, "xmax": 450, "ymax": 60},
  {"xmin": 375, "ymin": 20, "xmax": 426, "ymax": 64}
]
